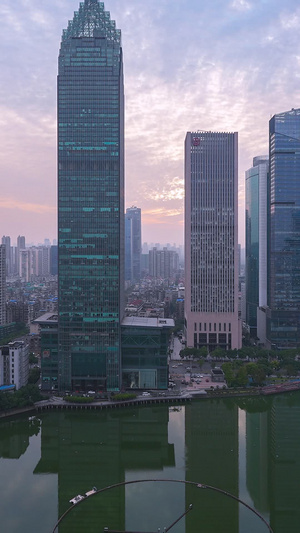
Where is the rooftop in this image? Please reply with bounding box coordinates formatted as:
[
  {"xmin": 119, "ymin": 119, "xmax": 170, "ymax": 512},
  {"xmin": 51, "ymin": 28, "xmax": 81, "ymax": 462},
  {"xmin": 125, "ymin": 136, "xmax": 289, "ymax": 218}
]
[{"xmin": 122, "ymin": 317, "xmax": 174, "ymax": 328}]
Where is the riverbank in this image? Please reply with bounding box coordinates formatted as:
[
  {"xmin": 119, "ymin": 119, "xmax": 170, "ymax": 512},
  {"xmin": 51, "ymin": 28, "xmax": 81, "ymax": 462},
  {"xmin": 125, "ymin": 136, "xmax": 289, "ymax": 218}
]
[{"xmin": 1, "ymin": 380, "xmax": 300, "ymax": 419}]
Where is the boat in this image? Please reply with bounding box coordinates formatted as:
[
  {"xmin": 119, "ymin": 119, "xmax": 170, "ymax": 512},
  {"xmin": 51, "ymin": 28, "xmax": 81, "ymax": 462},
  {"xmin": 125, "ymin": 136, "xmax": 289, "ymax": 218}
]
[{"xmin": 69, "ymin": 494, "xmax": 85, "ymax": 505}]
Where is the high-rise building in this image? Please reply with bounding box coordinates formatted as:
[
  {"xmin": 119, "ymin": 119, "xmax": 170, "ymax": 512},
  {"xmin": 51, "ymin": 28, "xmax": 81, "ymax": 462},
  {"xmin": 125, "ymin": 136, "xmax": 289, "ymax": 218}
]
[
  {"xmin": 0, "ymin": 245, "xmax": 6, "ymax": 326},
  {"xmin": 263, "ymin": 108, "xmax": 300, "ymax": 349},
  {"xmin": 1, "ymin": 236, "xmax": 11, "ymax": 276},
  {"xmin": 57, "ymin": 0, "xmax": 124, "ymax": 391},
  {"xmin": 184, "ymin": 131, "xmax": 241, "ymax": 351},
  {"xmin": 16, "ymin": 235, "xmax": 26, "ymax": 276},
  {"xmin": 149, "ymin": 247, "xmax": 179, "ymax": 279},
  {"xmin": 125, "ymin": 206, "xmax": 141, "ymax": 282},
  {"xmin": 245, "ymin": 156, "xmax": 269, "ymax": 337}
]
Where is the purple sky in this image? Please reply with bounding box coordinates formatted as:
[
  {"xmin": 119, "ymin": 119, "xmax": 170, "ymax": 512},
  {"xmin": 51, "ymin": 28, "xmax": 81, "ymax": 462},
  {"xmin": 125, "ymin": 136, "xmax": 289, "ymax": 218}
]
[{"xmin": 1, "ymin": 0, "xmax": 300, "ymax": 246}]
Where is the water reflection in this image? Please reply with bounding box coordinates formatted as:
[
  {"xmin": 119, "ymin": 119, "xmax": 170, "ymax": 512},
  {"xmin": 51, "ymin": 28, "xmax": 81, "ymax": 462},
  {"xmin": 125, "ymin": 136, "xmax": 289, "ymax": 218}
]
[{"xmin": 0, "ymin": 393, "xmax": 299, "ymax": 532}]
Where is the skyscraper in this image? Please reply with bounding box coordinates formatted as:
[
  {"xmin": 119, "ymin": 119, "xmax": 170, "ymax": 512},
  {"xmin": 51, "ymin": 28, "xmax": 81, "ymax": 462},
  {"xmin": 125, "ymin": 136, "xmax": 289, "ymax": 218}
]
[
  {"xmin": 1, "ymin": 236, "xmax": 11, "ymax": 276},
  {"xmin": 245, "ymin": 156, "xmax": 269, "ymax": 337},
  {"xmin": 264, "ymin": 108, "xmax": 300, "ymax": 349},
  {"xmin": 125, "ymin": 206, "xmax": 141, "ymax": 282},
  {"xmin": 57, "ymin": 0, "xmax": 124, "ymax": 391},
  {"xmin": 184, "ymin": 131, "xmax": 241, "ymax": 351},
  {"xmin": 0, "ymin": 245, "xmax": 6, "ymax": 326},
  {"xmin": 16, "ymin": 235, "xmax": 25, "ymax": 276}
]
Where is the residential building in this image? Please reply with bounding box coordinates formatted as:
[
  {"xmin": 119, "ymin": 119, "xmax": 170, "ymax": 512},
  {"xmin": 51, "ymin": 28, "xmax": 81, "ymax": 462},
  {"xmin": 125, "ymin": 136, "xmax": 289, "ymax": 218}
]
[
  {"xmin": 0, "ymin": 245, "xmax": 6, "ymax": 326},
  {"xmin": 263, "ymin": 109, "xmax": 300, "ymax": 349},
  {"xmin": 16, "ymin": 235, "xmax": 25, "ymax": 276},
  {"xmin": 1, "ymin": 236, "xmax": 12, "ymax": 276},
  {"xmin": 184, "ymin": 131, "xmax": 241, "ymax": 350},
  {"xmin": 125, "ymin": 206, "xmax": 142, "ymax": 282},
  {"xmin": 0, "ymin": 341, "xmax": 29, "ymax": 390},
  {"xmin": 245, "ymin": 156, "xmax": 269, "ymax": 337},
  {"xmin": 57, "ymin": 0, "xmax": 124, "ymax": 391},
  {"xmin": 149, "ymin": 247, "xmax": 179, "ymax": 279}
]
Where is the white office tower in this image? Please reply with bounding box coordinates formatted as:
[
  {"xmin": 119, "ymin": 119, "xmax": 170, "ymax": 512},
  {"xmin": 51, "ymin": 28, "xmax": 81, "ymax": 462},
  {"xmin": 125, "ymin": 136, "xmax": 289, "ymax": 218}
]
[{"xmin": 184, "ymin": 131, "xmax": 241, "ymax": 351}]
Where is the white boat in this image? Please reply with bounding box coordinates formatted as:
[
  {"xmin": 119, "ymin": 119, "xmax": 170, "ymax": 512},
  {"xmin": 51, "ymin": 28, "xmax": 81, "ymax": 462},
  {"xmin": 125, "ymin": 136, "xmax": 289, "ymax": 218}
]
[{"xmin": 69, "ymin": 494, "xmax": 85, "ymax": 505}]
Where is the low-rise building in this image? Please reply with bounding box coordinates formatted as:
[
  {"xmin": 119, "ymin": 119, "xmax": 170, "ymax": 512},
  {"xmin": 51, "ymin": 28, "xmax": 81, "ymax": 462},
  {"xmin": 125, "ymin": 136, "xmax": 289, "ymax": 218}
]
[
  {"xmin": 211, "ymin": 367, "xmax": 225, "ymax": 383},
  {"xmin": 121, "ymin": 316, "xmax": 174, "ymax": 390},
  {"xmin": 0, "ymin": 340, "xmax": 29, "ymax": 390},
  {"xmin": 32, "ymin": 313, "xmax": 58, "ymax": 391}
]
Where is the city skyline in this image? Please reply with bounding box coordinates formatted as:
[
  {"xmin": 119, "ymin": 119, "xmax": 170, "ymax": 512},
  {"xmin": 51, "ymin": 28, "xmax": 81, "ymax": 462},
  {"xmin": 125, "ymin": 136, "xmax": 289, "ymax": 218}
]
[{"xmin": 1, "ymin": 0, "xmax": 300, "ymax": 245}]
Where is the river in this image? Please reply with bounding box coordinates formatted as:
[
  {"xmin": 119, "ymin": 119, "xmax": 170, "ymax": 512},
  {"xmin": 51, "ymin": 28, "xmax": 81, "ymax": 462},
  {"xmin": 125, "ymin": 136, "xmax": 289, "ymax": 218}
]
[{"xmin": 0, "ymin": 392, "xmax": 299, "ymax": 532}]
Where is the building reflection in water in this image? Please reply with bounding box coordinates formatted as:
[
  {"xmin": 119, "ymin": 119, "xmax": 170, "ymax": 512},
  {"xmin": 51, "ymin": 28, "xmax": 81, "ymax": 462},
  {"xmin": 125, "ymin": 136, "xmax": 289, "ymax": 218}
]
[
  {"xmin": 0, "ymin": 416, "xmax": 40, "ymax": 459},
  {"xmin": 245, "ymin": 393, "xmax": 300, "ymax": 533},
  {"xmin": 185, "ymin": 399, "xmax": 239, "ymax": 532},
  {"xmin": 34, "ymin": 406, "xmax": 174, "ymax": 532},
  {"xmin": 1, "ymin": 394, "xmax": 300, "ymax": 532}
]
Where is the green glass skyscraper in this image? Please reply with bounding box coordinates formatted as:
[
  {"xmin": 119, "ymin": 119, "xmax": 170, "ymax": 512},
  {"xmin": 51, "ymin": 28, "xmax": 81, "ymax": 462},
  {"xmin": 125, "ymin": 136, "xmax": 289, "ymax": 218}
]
[{"xmin": 58, "ymin": 0, "xmax": 124, "ymax": 392}]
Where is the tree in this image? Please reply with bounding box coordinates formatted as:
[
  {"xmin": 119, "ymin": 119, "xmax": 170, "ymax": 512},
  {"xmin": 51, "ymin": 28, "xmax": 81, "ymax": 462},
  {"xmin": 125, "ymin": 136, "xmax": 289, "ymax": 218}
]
[
  {"xmin": 246, "ymin": 363, "xmax": 266, "ymax": 386},
  {"xmin": 211, "ymin": 348, "xmax": 225, "ymax": 359},
  {"xmin": 235, "ymin": 366, "xmax": 248, "ymax": 387},
  {"xmin": 222, "ymin": 362, "xmax": 234, "ymax": 387},
  {"xmin": 28, "ymin": 367, "xmax": 40, "ymax": 384}
]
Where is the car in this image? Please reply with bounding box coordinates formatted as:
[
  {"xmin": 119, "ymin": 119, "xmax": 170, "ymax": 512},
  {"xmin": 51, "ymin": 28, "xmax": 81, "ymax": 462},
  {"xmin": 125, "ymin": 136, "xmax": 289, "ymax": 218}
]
[
  {"xmin": 142, "ymin": 391, "xmax": 151, "ymax": 396},
  {"xmin": 206, "ymin": 378, "xmax": 209, "ymax": 382}
]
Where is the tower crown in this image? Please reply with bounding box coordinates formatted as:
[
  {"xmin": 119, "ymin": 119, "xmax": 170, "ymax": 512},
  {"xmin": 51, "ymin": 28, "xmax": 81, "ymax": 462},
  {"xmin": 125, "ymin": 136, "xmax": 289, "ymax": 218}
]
[{"xmin": 62, "ymin": 0, "xmax": 121, "ymax": 43}]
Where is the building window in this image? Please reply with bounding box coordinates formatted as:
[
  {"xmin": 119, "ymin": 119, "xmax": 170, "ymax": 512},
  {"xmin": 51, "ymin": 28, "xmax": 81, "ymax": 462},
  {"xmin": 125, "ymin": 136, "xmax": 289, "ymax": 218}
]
[
  {"xmin": 199, "ymin": 323, "xmax": 201, "ymax": 331},
  {"xmin": 224, "ymin": 323, "xmax": 226, "ymax": 332},
  {"xmin": 214, "ymin": 323, "xmax": 216, "ymax": 332},
  {"xmin": 209, "ymin": 323, "xmax": 211, "ymax": 332},
  {"xmin": 204, "ymin": 323, "xmax": 207, "ymax": 331},
  {"xmin": 229, "ymin": 323, "xmax": 231, "ymax": 332}
]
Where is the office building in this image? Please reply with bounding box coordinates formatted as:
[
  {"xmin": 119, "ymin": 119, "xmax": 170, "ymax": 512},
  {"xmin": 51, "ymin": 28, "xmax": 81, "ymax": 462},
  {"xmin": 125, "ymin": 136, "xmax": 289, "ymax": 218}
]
[
  {"xmin": 184, "ymin": 131, "xmax": 241, "ymax": 350},
  {"xmin": 245, "ymin": 156, "xmax": 268, "ymax": 337},
  {"xmin": 57, "ymin": 0, "xmax": 124, "ymax": 391},
  {"xmin": 121, "ymin": 316, "xmax": 174, "ymax": 390},
  {"xmin": 263, "ymin": 109, "xmax": 300, "ymax": 349},
  {"xmin": 0, "ymin": 245, "xmax": 6, "ymax": 326},
  {"xmin": 125, "ymin": 206, "xmax": 142, "ymax": 282}
]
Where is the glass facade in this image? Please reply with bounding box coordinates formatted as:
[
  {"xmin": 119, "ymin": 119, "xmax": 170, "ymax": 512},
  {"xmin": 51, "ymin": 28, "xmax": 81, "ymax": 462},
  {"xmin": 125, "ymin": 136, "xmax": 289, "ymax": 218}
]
[
  {"xmin": 121, "ymin": 319, "xmax": 171, "ymax": 390},
  {"xmin": 124, "ymin": 207, "xmax": 141, "ymax": 282},
  {"xmin": 58, "ymin": 0, "xmax": 124, "ymax": 391},
  {"xmin": 267, "ymin": 109, "xmax": 300, "ymax": 348},
  {"xmin": 245, "ymin": 156, "xmax": 268, "ymax": 335}
]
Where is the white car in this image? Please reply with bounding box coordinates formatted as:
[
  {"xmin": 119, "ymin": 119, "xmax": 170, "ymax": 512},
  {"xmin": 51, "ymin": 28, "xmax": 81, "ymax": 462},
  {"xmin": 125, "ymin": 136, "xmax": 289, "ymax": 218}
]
[{"xmin": 142, "ymin": 391, "xmax": 151, "ymax": 396}]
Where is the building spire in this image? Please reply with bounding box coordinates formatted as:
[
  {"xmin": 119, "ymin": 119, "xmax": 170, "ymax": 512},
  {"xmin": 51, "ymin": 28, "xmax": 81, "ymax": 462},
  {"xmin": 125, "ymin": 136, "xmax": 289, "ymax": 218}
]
[{"xmin": 62, "ymin": 0, "xmax": 121, "ymax": 43}]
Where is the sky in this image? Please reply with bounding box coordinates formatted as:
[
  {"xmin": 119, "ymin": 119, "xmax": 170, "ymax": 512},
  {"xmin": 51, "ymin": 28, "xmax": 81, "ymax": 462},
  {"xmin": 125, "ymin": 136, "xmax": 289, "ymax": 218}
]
[{"xmin": 1, "ymin": 0, "xmax": 300, "ymax": 247}]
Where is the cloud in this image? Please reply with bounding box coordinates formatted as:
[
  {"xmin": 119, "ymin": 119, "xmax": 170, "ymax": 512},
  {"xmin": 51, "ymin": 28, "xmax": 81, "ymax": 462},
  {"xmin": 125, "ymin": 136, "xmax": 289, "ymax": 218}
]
[
  {"xmin": 231, "ymin": 0, "xmax": 252, "ymax": 11},
  {"xmin": 1, "ymin": 0, "xmax": 300, "ymax": 244},
  {"xmin": 0, "ymin": 198, "xmax": 55, "ymax": 215}
]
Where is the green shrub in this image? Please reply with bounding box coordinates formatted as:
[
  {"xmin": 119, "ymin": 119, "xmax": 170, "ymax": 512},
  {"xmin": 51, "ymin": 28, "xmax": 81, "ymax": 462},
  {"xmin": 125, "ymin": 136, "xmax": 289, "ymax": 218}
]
[{"xmin": 113, "ymin": 393, "xmax": 137, "ymax": 401}]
